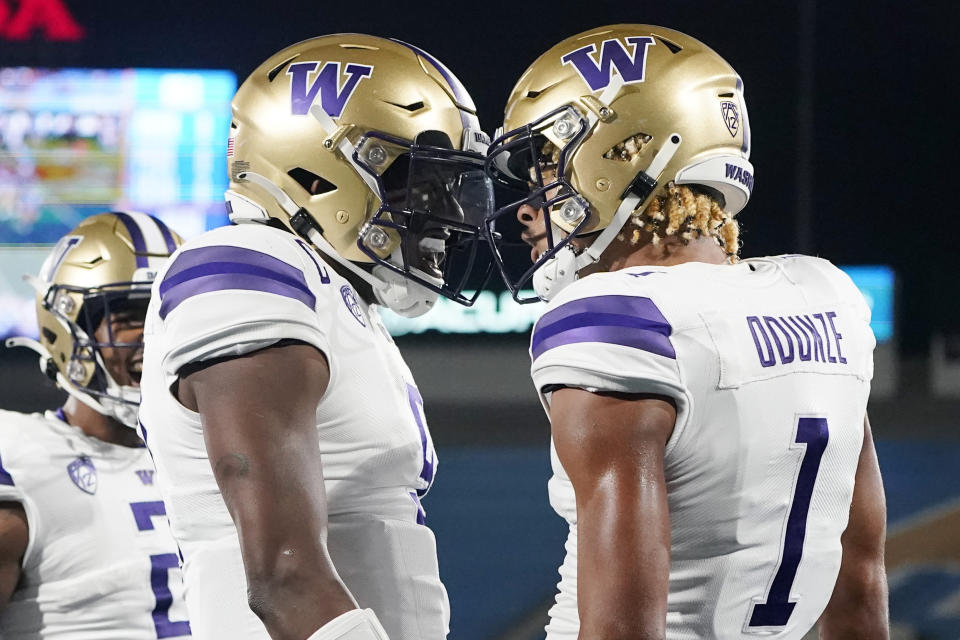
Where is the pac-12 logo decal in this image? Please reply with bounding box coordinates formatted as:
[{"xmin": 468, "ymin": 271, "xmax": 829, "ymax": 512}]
[
  {"xmin": 67, "ymin": 456, "xmax": 97, "ymax": 495},
  {"xmin": 287, "ymin": 61, "xmax": 374, "ymax": 117},
  {"xmin": 561, "ymin": 36, "xmax": 656, "ymax": 92},
  {"xmin": 721, "ymin": 101, "xmax": 740, "ymax": 137},
  {"xmin": 340, "ymin": 285, "xmax": 366, "ymax": 327}
]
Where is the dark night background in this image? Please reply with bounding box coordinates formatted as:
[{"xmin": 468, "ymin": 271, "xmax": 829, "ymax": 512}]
[{"xmin": 2, "ymin": 0, "xmax": 955, "ymax": 354}]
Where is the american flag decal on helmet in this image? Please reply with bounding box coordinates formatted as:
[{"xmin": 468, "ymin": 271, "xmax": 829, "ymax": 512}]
[{"xmin": 227, "ymin": 136, "xmax": 235, "ymax": 158}]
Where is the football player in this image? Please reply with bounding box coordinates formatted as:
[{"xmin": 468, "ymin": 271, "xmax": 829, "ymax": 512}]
[
  {"xmin": 484, "ymin": 25, "xmax": 888, "ymax": 640},
  {"xmin": 137, "ymin": 35, "xmax": 491, "ymax": 640},
  {"xmin": 0, "ymin": 212, "xmax": 191, "ymax": 638}
]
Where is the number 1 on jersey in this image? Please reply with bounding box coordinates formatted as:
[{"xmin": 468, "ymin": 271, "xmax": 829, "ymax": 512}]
[{"xmin": 747, "ymin": 417, "xmax": 829, "ymax": 629}]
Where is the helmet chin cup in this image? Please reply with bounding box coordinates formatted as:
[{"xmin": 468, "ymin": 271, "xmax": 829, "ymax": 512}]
[
  {"xmin": 371, "ymin": 264, "xmax": 441, "ymax": 318},
  {"xmin": 532, "ymin": 244, "xmax": 580, "ymax": 302}
]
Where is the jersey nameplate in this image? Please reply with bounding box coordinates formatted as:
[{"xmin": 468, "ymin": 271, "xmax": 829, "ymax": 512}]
[{"xmin": 703, "ymin": 302, "xmax": 868, "ymax": 389}]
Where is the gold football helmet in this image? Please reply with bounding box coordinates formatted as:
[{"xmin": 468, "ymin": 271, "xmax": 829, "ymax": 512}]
[
  {"xmin": 484, "ymin": 24, "xmax": 754, "ymax": 301},
  {"xmin": 225, "ymin": 34, "xmax": 493, "ymax": 316},
  {"xmin": 6, "ymin": 212, "xmax": 182, "ymax": 427}
]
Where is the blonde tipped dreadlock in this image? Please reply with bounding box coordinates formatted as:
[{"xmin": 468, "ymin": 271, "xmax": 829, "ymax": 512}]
[
  {"xmin": 601, "ymin": 134, "xmax": 740, "ymax": 259},
  {"xmin": 629, "ymin": 182, "xmax": 740, "ymax": 260},
  {"xmin": 603, "ymin": 134, "xmax": 652, "ymax": 161},
  {"xmin": 539, "ymin": 134, "xmax": 741, "ymax": 258}
]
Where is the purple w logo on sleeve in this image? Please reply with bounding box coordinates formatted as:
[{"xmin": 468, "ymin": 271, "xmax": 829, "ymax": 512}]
[
  {"xmin": 287, "ymin": 61, "xmax": 373, "ymax": 116},
  {"xmin": 561, "ymin": 36, "xmax": 656, "ymax": 91}
]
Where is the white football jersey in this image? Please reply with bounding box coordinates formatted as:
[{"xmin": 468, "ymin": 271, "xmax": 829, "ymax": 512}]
[
  {"xmin": 533, "ymin": 255, "xmax": 875, "ymax": 640},
  {"xmin": 138, "ymin": 223, "xmax": 448, "ymax": 640},
  {"xmin": 0, "ymin": 409, "xmax": 191, "ymax": 639}
]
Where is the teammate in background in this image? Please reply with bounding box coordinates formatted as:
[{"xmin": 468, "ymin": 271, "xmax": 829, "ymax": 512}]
[
  {"xmin": 138, "ymin": 34, "xmax": 491, "ymax": 640},
  {"xmin": 484, "ymin": 25, "xmax": 888, "ymax": 640},
  {"xmin": 0, "ymin": 212, "xmax": 190, "ymax": 639}
]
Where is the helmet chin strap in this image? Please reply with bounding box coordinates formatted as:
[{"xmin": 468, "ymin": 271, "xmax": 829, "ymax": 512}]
[
  {"xmin": 99, "ymin": 391, "xmax": 140, "ymax": 428},
  {"xmin": 233, "ymin": 171, "xmax": 439, "ymax": 317},
  {"xmin": 305, "ymin": 226, "xmax": 440, "ymax": 318},
  {"xmin": 532, "ymin": 133, "xmax": 682, "ymax": 302},
  {"xmin": 4, "ymin": 336, "xmax": 140, "ymax": 428},
  {"xmin": 94, "ymin": 346, "xmax": 141, "ymax": 428}
]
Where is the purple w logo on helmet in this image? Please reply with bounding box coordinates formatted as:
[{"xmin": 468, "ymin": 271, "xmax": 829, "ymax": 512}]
[
  {"xmin": 287, "ymin": 61, "xmax": 374, "ymax": 117},
  {"xmin": 561, "ymin": 36, "xmax": 656, "ymax": 92}
]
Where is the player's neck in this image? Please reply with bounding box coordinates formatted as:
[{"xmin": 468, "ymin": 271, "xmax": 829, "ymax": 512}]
[
  {"xmin": 587, "ymin": 234, "xmax": 730, "ymax": 274},
  {"xmin": 60, "ymin": 396, "xmax": 144, "ymax": 448}
]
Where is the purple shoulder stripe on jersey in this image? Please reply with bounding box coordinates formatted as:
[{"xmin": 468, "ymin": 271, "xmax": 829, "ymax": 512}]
[
  {"xmin": 114, "ymin": 212, "xmax": 149, "ymax": 268},
  {"xmin": 389, "ymin": 38, "xmax": 473, "ymax": 128},
  {"xmin": 531, "ymin": 294, "xmax": 675, "ymax": 361},
  {"xmin": 158, "ymin": 245, "xmax": 315, "ymax": 319},
  {"xmin": 149, "ymin": 214, "xmax": 178, "ymax": 253},
  {"xmin": 161, "ymin": 245, "xmax": 310, "ymax": 283}
]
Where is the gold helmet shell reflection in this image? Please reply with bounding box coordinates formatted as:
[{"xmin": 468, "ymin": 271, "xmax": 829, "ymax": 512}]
[
  {"xmin": 35, "ymin": 212, "xmax": 181, "ymax": 394},
  {"xmin": 226, "ymin": 33, "xmax": 484, "ymax": 263},
  {"xmin": 497, "ymin": 24, "xmax": 753, "ymax": 235}
]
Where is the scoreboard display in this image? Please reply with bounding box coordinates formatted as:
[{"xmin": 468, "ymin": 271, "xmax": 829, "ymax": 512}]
[{"xmin": 0, "ymin": 66, "xmax": 236, "ymax": 242}]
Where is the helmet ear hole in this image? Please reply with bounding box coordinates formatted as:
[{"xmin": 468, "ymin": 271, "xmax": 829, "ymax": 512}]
[
  {"xmin": 287, "ymin": 168, "xmax": 337, "ymax": 196},
  {"xmin": 603, "ymin": 133, "xmax": 652, "ymax": 162}
]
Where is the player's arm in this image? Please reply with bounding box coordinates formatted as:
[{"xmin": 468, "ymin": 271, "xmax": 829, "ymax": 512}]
[
  {"xmin": 818, "ymin": 414, "xmax": 889, "ymax": 639},
  {"xmin": 0, "ymin": 502, "xmax": 28, "ymax": 608},
  {"xmin": 177, "ymin": 342, "xmax": 359, "ymax": 640},
  {"xmin": 550, "ymin": 387, "xmax": 675, "ymax": 640}
]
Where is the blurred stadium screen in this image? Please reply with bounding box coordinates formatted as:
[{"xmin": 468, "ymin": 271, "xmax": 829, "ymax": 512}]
[
  {"xmin": 0, "ymin": 66, "xmax": 236, "ymax": 243},
  {"xmin": 0, "ymin": 69, "xmax": 897, "ymax": 346},
  {"xmin": 381, "ymin": 265, "xmax": 896, "ymax": 341},
  {"xmin": 0, "ymin": 232, "xmax": 898, "ymax": 343},
  {"xmin": 839, "ymin": 265, "xmax": 895, "ymax": 343}
]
